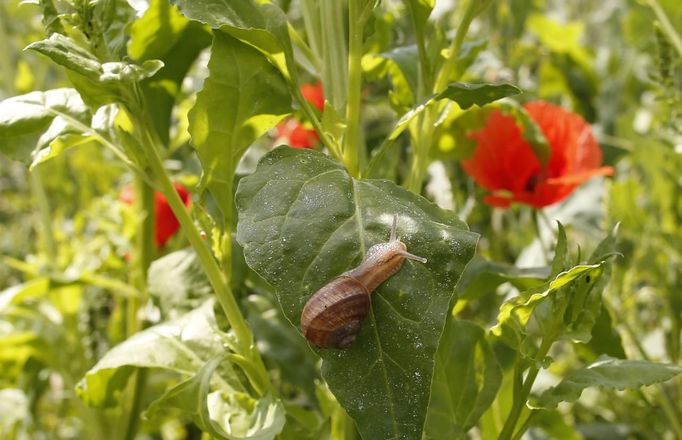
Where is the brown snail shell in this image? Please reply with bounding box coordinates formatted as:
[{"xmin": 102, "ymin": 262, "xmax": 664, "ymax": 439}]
[
  {"xmin": 300, "ymin": 276, "xmax": 370, "ymax": 348},
  {"xmin": 299, "ymin": 215, "xmax": 427, "ymax": 349}
]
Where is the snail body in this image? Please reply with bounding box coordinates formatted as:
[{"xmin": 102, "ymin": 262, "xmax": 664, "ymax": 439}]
[{"xmin": 300, "ymin": 216, "xmax": 427, "ymax": 348}]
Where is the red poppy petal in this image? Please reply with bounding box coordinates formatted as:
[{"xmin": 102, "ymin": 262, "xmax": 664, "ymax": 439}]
[
  {"xmin": 301, "ymin": 81, "xmax": 325, "ymax": 111},
  {"xmin": 289, "ymin": 124, "xmax": 319, "ymax": 148},
  {"xmin": 483, "ymin": 194, "xmax": 514, "ymax": 208},
  {"xmin": 524, "ymin": 101, "xmax": 601, "ymax": 178},
  {"xmin": 462, "ymin": 111, "xmax": 541, "ymax": 193}
]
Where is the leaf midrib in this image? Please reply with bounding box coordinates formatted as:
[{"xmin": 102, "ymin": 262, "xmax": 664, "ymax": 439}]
[{"xmin": 350, "ymin": 178, "xmax": 401, "ymax": 439}]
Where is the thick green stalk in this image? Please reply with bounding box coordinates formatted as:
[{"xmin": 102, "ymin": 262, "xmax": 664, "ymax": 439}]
[
  {"xmin": 288, "ymin": 22, "xmax": 321, "ymax": 72},
  {"xmin": 498, "ymin": 335, "xmax": 553, "ymax": 440},
  {"xmin": 343, "ymin": 0, "xmax": 367, "ymax": 177},
  {"xmin": 300, "ymin": 0, "xmax": 323, "ymax": 60},
  {"xmin": 405, "ymin": 1, "xmax": 432, "ymax": 100},
  {"xmin": 433, "ymin": 0, "xmax": 488, "ymax": 94},
  {"xmin": 320, "ymin": 1, "xmax": 348, "ymax": 114},
  {"xmin": 140, "ymin": 128, "xmax": 271, "ymax": 395},
  {"xmin": 405, "ymin": 0, "xmax": 493, "ymax": 192}
]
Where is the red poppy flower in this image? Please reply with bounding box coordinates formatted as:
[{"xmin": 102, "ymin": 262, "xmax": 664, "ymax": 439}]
[
  {"xmin": 120, "ymin": 182, "xmax": 191, "ymax": 248},
  {"xmin": 275, "ymin": 82, "xmax": 324, "ymax": 149},
  {"xmin": 301, "ymin": 81, "xmax": 325, "ymax": 111},
  {"xmin": 276, "ymin": 119, "xmax": 319, "ymax": 149},
  {"xmin": 461, "ymin": 101, "xmax": 613, "ymax": 208}
]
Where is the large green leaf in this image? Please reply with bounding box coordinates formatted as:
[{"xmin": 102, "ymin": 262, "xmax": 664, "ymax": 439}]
[
  {"xmin": 176, "ymin": 0, "xmax": 294, "ymax": 77},
  {"xmin": 235, "ymin": 147, "xmax": 478, "ymax": 440},
  {"xmin": 146, "ymin": 356, "xmax": 285, "ymax": 440},
  {"xmin": 423, "ymin": 319, "xmax": 501, "ymax": 439},
  {"xmin": 0, "ymin": 88, "xmax": 90, "ymax": 163},
  {"xmin": 533, "ymin": 356, "xmax": 682, "ymax": 409},
  {"xmin": 188, "ymin": 32, "xmax": 291, "ymax": 218},
  {"xmin": 77, "ymin": 300, "xmax": 241, "ymax": 407}
]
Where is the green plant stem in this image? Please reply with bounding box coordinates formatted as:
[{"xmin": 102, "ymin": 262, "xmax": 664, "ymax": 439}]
[
  {"xmin": 292, "ymin": 84, "xmax": 342, "ymax": 159},
  {"xmin": 532, "ymin": 209, "xmax": 550, "ymax": 264},
  {"xmin": 123, "ymin": 369, "xmax": 148, "ymax": 440},
  {"xmin": 405, "ymin": 0, "xmax": 492, "ymax": 193},
  {"xmin": 405, "ymin": 2, "xmax": 431, "ymax": 100},
  {"xmin": 139, "ymin": 122, "xmax": 271, "ymax": 396},
  {"xmin": 122, "ymin": 174, "xmax": 155, "ymax": 440},
  {"xmin": 320, "ymin": 0, "xmax": 348, "ymax": 114},
  {"xmin": 498, "ymin": 334, "xmax": 554, "ymax": 440},
  {"xmin": 511, "ymin": 410, "xmax": 537, "ymax": 440},
  {"xmin": 343, "ymin": 0, "xmax": 367, "ymax": 177},
  {"xmin": 433, "ymin": 0, "xmax": 489, "ymax": 94},
  {"xmin": 300, "ymin": 0, "xmax": 323, "ymax": 60},
  {"xmin": 288, "ymin": 22, "xmax": 321, "ymax": 73}
]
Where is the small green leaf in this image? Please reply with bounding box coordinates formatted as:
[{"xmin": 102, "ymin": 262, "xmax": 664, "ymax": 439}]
[
  {"xmin": 30, "ymin": 133, "xmax": 98, "ymax": 169},
  {"xmin": 533, "ymin": 356, "xmax": 682, "ymax": 409},
  {"xmin": 575, "ymin": 304, "xmax": 626, "ymax": 361},
  {"xmin": 423, "ymin": 319, "xmax": 502, "ymax": 438},
  {"xmin": 0, "ymin": 88, "xmax": 90, "ymax": 163},
  {"xmin": 491, "ymin": 263, "xmax": 604, "ymax": 352},
  {"xmin": 27, "ymin": 34, "xmax": 163, "ymax": 84},
  {"xmin": 146, "ymin": 356, "xmax": 285, "ymax": 440},
  {"xmin": 188, "ymin": 32, "xmax": 291, "ymax": 219},
  {"xmin": 236, "ymin": 147, "xmax": 478, "ymax": 440},
  {"xmin": 435, "ymin": 82, "xmax": 522, "ymax": 110}
]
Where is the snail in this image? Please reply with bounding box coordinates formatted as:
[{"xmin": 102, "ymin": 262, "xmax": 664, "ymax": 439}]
[{"xmin": 300, "ymin": 215, "xmax": 427, "ymax": 348}]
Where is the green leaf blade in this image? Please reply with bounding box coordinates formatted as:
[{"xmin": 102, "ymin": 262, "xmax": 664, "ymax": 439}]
[
  {"xmin": 423, "ymin": 319, "xmax": 502, "ymax": 438},
  {"xmin": 0, "ymin": 88, "xmax": 90, "ymax": 163},
  {"xmin": 188, "ymin": 32, "xmax": 291, "ymax": 217},
  {"xmin": 436, "ymin": 82, "xmax": 522, "ymax": 110},
  {"xmin": 76, "ymin": 301, "xmax": 233, "ymax": 407},
  {"xmin": 534, "ymin": 356, "xmax": 682, "ymax": 409},
  {"xmin": 236, "ymin": 147, "xmax": 478, "ymax": 440}
]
